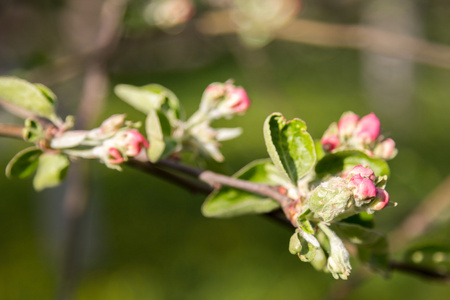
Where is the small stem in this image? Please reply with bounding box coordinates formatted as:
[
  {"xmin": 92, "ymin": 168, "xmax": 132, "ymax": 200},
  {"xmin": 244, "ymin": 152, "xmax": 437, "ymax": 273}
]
[{"xmin": 0, "ymin": 124, "xmax": 24, "ymax": 139}]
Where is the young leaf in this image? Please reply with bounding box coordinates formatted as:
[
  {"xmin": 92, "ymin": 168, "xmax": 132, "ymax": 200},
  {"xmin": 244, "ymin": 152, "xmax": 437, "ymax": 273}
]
[
  {"xmin": 146, "ymin": 109, "xmax": 174, "ymax": 162},
  {"xmin": 201, "ymin": 159, "xmax": 284, "ymax": 218},
  {"xmin": 6, "ymin": 147, "xmax": 42, "ymax": 179},
  {"xmin": 263, "ymin": 113, "xmax": 316, "ymax": 185},
  {"xmin": 315, "ymin": 150, "xmax": 390, "ymax": 178},
  {"xmin": 145, "ymin": 84, "xmax": 181, "ymax": 121},
  {"xmin": 114, "ymin": 84, "xmax": 180, "ymax": 121},
  {"xmin": 0, "ymin": 77, "xmax": 57, "ymax": 120},
  {"xmin": 332, "ymin": 222, "xmax": 390, "ymax": 275},
  {"xmin": 33, "ymin": 153, "xmax": 70, "ymax": 191},
  {"xmin": 115, "ymin": 84, "xmax": 165, "ymax": 114}
]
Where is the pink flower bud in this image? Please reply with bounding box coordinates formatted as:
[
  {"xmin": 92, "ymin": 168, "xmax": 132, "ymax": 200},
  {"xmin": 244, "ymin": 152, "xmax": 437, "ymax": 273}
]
[
  {"xmin": 123, "ymin": 129, "xmax": 149, "ymax": 157},
  {"xmin": 346, "ymin": 165, "xmax": 376, "ymax": 182},
  {"xmin": 321, "ymin": 134, "xmax": 340, "ymax": 152},
  {"xmin": 348, "ymin": 174, "xmax": 376, "ymax": 200},
  {"xmin": 354, "ymin": 113, "xmax": 380, "ymax": 143},
  {"xmin": 374, "ymin": 138, "xmax": 397, "ymax": 160},
  {"xmin": 108, "ymin": 147, "xmax": 125, "ymax": 164},
  {"xmin": 226, "ymin": 87, "xmax": 251, "ymax": 113},
  {"xmin": 371, "ymin": 188, "xmax": 390, "ymax": 210},
  {"xmin": 338, "ymin": 112, "xmax": 359, "ymax": 137},
  {"xmin": 204, "ymin": 83, "xmax": 225, "ymax": 102}
]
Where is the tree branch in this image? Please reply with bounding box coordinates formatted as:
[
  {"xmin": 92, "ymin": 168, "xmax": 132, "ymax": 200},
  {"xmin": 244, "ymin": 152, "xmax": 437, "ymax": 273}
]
[{"xmin": 389, "ymin": 175, "xmax": 450, "ymax": 252}]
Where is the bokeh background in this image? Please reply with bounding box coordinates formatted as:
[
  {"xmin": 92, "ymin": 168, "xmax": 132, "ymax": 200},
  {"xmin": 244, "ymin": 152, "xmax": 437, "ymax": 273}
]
[{"xmin": 1, "ymin": 0, "xmax": 450, "ymax": 299}]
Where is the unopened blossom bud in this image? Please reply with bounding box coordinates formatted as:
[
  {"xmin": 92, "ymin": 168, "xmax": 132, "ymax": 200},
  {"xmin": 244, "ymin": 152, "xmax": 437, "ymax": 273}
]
[
  {"xmin": 122, "ymin": 129, "xmax": 149, "ymax": 157},
  {"xmin": 321, "ymin": 134, "xmax": 340, "ymax": 152},
  {"xmin": 370, "ymin": 188, "xmax": 390, "ymax": 211},
  {"xmin": 224, "ymin": 86, "xmax": 251, "ymax": 113},
  {"xmin": 346, "ymin": 165, "xmax": 376, "ymax": 182},
  {"xmin": 203, "ymin": 83, "xmax": 225, "ymax": 103},
  {"xmin": 354, "ymin": 113, "xmax": 380, "ymax": 143},
  {"xmin": 108, "ymin": 147, "xmax": 125, "ymax": 164},
  {"xmin": 374, "ymin": 138, "xmax": 397, "ymax": 160},
  {"xmin": 348, "ymin": 174, "xmax": 377, "ymax": 201},
  {"xmin": 338, "ymin": 112, "xmax": 359, "ymax": 137}
]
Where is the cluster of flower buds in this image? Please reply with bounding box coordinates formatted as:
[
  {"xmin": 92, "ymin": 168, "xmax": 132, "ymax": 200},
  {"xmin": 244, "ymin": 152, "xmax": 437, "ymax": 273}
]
[
  {"xmin": 307, "ymin": 165, "xmax": 391, "ymax": 222},
  {"xmin": 183, "ymin": 80, "xmax": 251, "ymax": 162},
  {"xmin": 92, "ymin": 129, "xmax": 149, "ymax": 169},
  {"xmin": 198, "ymin": 80, "xmax": 251, "ymax": 120},
  {"xmin": 321, "ymin": 112, "xmax": 397, "ymax": 160}
]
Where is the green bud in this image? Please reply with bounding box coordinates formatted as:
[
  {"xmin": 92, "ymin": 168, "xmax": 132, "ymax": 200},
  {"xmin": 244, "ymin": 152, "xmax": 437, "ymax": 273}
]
[{"xmin": 289, "ymin": 232, "xmax": 302, "ymax": 255}]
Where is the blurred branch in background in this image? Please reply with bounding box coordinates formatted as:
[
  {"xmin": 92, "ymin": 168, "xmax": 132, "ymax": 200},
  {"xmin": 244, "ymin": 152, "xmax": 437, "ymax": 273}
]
[
  {"xmin": 56, "ymin": 0, "xmax": 129, "ymax": 299},
  {"xmin": 390, "ymin": 175, "xmax": 450, "ymax": 252},
  {"xmin": 197, "ymin": 10, "xmax": 450, "ymax": 70}
]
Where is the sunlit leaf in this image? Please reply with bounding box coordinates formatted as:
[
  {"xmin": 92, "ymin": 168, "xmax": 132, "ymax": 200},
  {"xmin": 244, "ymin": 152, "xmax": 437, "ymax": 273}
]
[
  {"xmin": 0, "ymin": 77, "xmax": 57, "ymax": 120},
  {"xmin": 263, "ymin": 113, "xmax": 316, "ymax": 185}
]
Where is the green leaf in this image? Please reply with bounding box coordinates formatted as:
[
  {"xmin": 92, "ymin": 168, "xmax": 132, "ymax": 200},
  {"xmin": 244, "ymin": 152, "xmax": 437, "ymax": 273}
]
[
  {"xmin": 34, "ymin": 83, "xmax": 57, "ymax": 104},
  {"xmin": 147, "ymin": 84, "xmax": 181, "ymax": 121},
  {"xmin": 33, "ymin": 153, "xmax": 70, "ymax": 191},
  {"xmin": 114, "ymin": 84, "xmax": 181, "ymax": 121},
  {"xmin": 146, "ymin": 110, "xmax": 175, "ymax": 162},
  {"xmin": 201, "ymin": 159, "xmax": 284, "ymax": 218},
  {"xmin": 115, "ymin": 84, "xmax": 164, "ymax": 114},
  {"xmin": 6, "ymin": 147, "xmax": 42, "ymax": 179},
  {"xmin": 332, "ymin": 222, "xmax": 390, "ymax": 275},
  {"xmin": 263, "ymin": 113, "xmax": 316, "ymax": 185},
  {"xmin": 315, "ymin": 150, "xmax": 390, "ymax": 178},
  {"xmin": 0, "ymin": 77, "xmax": 57, "ymax": 120}
]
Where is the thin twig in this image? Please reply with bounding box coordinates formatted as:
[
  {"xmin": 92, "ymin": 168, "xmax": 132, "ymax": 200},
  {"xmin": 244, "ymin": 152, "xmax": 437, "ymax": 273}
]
[
  {"xmin": 0, "ymin": 124, "xmax": 24, "ymax": 139},
  {"xmin": 390, "ymin": 260, "xmax": 450, "ymax": 282}
]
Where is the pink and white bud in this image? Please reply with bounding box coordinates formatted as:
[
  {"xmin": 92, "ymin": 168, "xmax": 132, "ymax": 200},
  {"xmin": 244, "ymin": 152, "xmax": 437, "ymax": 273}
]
[
  {"xmin": 374, "ymin": 138, "xmax": 397, "ymax": 160},
  {"xmin": 321, "ymin": 134, "xmax": 340, "ymax": 152},
  {"xmin": 348, "ymin": 174, "xmax": 377, "ymax": 200},
  {"xmin": 203, "ymin": 83, "xmax": 226, "ymax": 103},
  {"xmin": 346, "ymin": 165, "xmax": 376, "ymax": 182},
  {"xmin": 370, "ymin": 188, "xmax": 390, "ymax": 210},
  {"xmin": 354, "ymin": 113, "xmax": 380, "ymax": 143},
  {"xmin": 225, "ymin": 87, "xmax": 251, "ymax": 113},
  {"xmin": 338, "ymin": 112, "xmax": 359, "ymax": 137},
  {"xmin": 108, "ymin": 147, "xmax": 125, "ymax": 164},
  {"xmin": 122, "ymin": 129, "xmax": 149, "ymax": 157}
]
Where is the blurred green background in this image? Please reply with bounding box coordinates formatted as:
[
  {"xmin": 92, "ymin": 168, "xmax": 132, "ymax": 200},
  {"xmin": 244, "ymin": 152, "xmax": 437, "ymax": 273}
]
[{"xmin": 1, "ymin": 0, "xmax": 450, "ymax": 299}]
